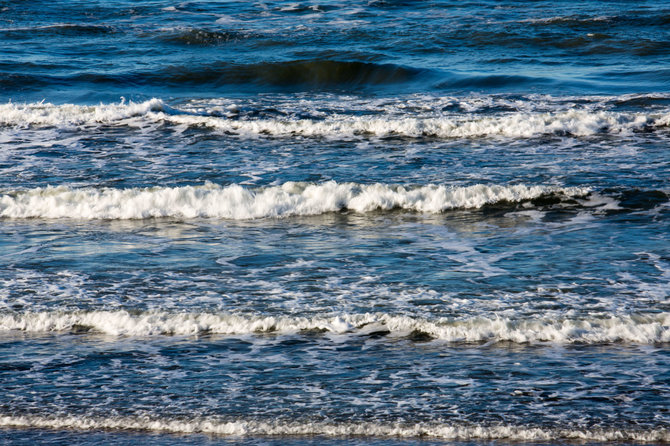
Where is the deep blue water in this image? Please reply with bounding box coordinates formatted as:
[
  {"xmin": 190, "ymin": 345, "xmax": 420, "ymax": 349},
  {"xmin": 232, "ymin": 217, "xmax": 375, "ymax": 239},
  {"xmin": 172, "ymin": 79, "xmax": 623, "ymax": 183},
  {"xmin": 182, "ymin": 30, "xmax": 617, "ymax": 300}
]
[{"xmin": 1, "ymin": 1, "xmax": 669, "ymax": 444}]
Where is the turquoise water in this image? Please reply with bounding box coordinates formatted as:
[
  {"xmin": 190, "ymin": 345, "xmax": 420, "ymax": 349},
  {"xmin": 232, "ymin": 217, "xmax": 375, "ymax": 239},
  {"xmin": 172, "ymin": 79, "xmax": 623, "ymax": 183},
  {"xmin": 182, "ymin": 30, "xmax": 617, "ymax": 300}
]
[{"xmin": 1, "ymin": 1, "xmax": 669, "ymax": 444}]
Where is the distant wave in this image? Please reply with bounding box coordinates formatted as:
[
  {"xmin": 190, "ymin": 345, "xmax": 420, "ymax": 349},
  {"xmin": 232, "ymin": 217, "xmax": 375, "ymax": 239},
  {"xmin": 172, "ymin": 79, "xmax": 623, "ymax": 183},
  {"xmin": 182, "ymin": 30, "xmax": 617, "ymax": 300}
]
[
  {"xmin": 2, "ymin": 98, "xmax": 669, "ymax": 138},
  {"xmin": 0, "ymin": 182, "xmax": 589, "ymax": 220},
  {"xmin": 0, "ymin": 23, "xmax": 116, "ymax": 38},
  {"xmin": 1, "ymin": 310, "xmax": 668, "ymax": 344},
  {"xmin": 0, "ymin": 414, "xmax": 668, "ymax": 441},
  {"xmin": 518, "ymin": 13, "xmax": 670, "ymax": 28}
]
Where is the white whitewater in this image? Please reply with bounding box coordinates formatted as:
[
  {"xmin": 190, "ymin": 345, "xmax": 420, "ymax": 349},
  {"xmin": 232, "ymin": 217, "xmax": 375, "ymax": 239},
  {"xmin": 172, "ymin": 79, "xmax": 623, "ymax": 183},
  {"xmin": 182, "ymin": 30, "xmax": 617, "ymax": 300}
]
[
  {"xmin": 1, "ymin": 310, "xmax": 668, "ymax": 344},
  {"xmin": 1, "ymin": 98, "xmax": 669, "ymax": 138},
  {"xmin": 0, "ymin": 182, "xmax": 589, "ymax": 219},
  {"xmin": 0, "ymin": 414, "xmax": 667, "ymax": 442}
]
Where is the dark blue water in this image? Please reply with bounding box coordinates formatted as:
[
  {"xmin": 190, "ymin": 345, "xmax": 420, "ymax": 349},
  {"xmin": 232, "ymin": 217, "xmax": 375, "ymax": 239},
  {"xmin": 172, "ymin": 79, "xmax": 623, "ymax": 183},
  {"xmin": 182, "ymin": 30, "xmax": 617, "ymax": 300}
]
[
  {"xmin": 2, "ymin": 0, "xmax": 670, "ymax": 102},
  {"xmin": 1, "ymin": 1, "xmax": 669, "ymax": 444}
]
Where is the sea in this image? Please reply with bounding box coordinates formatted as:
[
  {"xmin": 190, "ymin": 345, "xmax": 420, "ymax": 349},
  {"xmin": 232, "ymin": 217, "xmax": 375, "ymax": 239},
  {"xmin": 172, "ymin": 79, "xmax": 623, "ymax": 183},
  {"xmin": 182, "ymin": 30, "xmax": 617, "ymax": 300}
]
[{"xmin": 0, "ymin": 0, "xmax": 669, "ymax": 445}]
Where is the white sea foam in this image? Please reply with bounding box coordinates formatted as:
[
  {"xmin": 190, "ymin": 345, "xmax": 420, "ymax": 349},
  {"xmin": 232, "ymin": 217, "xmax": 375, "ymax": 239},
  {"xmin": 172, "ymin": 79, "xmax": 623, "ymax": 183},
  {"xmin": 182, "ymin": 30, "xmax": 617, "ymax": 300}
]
[
  {"xmin": 0, "ymin": 99, "xmax": 165, "ymax": 128},
  {"xmin": 0, "ymin": 182, "xmax": 589, "ymax": 220},
  {"xmin": 1, "ymin": 98, "xmax": 669, "ymax": 138},
  {"xmin": 0, "ymin": 414, "xmax": 667, "ymax": 441},
  {"xmin": 1, "ymin": 310, "xmax": 668, "ymax": 344}
]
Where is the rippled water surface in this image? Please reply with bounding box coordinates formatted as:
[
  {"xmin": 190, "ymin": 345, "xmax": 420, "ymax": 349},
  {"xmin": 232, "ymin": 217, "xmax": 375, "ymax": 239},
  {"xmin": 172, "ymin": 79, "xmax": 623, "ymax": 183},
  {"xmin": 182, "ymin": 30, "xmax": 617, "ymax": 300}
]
[{"xmin": 1, "ymin": 0, "xmax": 669, "ymax": 445}]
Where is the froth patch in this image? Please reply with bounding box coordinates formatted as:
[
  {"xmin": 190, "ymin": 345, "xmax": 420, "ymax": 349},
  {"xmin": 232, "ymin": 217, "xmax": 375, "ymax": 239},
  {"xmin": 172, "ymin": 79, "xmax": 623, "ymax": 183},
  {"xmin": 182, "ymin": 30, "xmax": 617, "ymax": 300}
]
[
  {"xmin": 0, "ymin": 182, "xmax": 589, "ymax": 220},
  {"xmin": 1, "ymin": 311, "xmax": 668, "ymax": 344},
  {"xmin": 0, "ymin": 414, "xmax": 667, "ymax": 441}
]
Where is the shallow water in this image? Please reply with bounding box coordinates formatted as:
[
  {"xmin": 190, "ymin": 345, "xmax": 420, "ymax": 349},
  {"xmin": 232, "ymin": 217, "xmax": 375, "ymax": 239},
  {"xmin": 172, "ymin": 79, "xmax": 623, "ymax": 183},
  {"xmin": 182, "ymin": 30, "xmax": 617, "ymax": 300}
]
[{"xmin": 1, "ymin": 0, "xmax": 669, "ymax": 444}]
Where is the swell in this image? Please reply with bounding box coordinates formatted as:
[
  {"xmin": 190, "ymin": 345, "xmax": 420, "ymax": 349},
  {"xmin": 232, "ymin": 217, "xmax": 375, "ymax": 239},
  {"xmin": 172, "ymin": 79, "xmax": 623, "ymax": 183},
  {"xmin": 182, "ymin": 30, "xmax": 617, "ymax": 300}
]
[
  {"xmin": 2, "ymin": 98, "xmax": 670, "ymax": 139},
  {"xmin": 1, "ymin": 310, "xmax": 668, "ymax": 344},
  {"xmin": 0, "ymin": 182, "xmax": 590, "ymax": 220},
  {"xmin": 0, "ymin": 414, "xmax": 668, "ymax": 441},
  {"xmin": 0, "ymin": 60, "xmax": 425, "ymax": 91},
  {"xmin": 154, "ymin": 60, "xmax": 425, "ymax": 88},
  {"xmin": 463, "ymin": 30, "xmax": 670, "ymax": 57},
  {"xmin": 462, "ymin": 14, "xmax": 670, "ymax": 56},
  {"xmin": 436, "ymin": 73, "xmax": 558, "ymax": 89}
]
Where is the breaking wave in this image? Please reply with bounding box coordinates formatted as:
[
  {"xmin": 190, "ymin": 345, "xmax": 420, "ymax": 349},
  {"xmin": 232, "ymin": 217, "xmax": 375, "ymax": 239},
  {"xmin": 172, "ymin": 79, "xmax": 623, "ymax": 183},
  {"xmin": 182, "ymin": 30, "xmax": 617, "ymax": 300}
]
[
  {"xmin": 0, "ymin": 182, "xmax": 589, "ymax": 220},
  {"xmin": 1, "ymin": 310, "xmax": 668, "ymax": 344},
  {"xmin": 2, "ymin": 98, "xmax": 669, "ymax": 138},
  {"xmin": 0, "ymin": 414, "xmax": 667, "ymax": 441}
]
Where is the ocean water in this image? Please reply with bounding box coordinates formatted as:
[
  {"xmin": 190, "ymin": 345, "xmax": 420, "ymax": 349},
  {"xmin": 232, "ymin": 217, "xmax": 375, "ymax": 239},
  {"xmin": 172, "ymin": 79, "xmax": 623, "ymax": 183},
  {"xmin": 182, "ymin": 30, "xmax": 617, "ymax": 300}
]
[{"xmin": 1, "ymin": 0, "xmax": 669, "ymax": 444}]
